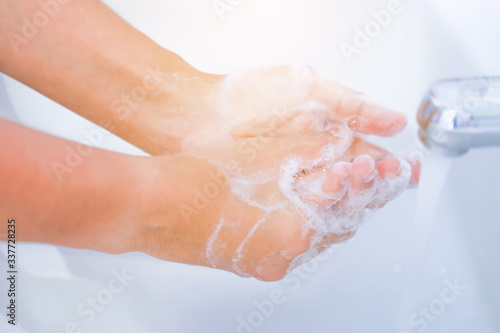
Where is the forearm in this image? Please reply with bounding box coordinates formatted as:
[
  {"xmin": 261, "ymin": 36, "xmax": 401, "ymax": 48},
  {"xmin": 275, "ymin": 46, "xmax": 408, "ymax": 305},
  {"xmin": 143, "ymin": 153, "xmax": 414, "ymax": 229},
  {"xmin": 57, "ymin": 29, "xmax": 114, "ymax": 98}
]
[
  {"xmin": 0, "ymin": 118, "xmax": 151, "ymax": 253},
  {"xmin": 0, "ymin": 0, "xmax": 217, "ymax": 154}
]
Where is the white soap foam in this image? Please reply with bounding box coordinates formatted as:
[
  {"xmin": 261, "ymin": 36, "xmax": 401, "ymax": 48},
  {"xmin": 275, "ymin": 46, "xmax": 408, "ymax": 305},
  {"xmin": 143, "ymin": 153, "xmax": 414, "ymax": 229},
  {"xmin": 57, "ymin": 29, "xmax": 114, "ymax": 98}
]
[
  {"xmin": 233, "ymin": 214, "xmax": 269, "ymax": 269},
  {"xmin": 206, "ymin": 216, "xmax": 225, "ymax": 268}
]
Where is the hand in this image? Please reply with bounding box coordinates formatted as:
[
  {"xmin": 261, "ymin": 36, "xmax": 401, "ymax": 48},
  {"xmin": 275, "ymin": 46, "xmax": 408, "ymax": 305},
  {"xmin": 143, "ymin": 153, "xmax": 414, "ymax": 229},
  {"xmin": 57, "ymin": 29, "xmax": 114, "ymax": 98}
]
[
  {"xmin": 0, "ymin": 0, "xmax": 406, "ymax": 156},
  {"xmin": 136, "ymin": 128, "xmax": 418, "ymax": 281},
  {"xmin": 150, "ymin": 65, "xmax": 407, "ymax": 154}
]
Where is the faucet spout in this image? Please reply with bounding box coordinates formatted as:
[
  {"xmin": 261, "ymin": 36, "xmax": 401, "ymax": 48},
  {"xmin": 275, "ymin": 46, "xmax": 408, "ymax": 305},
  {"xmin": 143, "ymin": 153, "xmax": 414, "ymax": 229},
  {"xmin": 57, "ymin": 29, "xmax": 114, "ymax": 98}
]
[{"xmin": 417, "ymin": 76, "xmax": 500, "ymax": 156}]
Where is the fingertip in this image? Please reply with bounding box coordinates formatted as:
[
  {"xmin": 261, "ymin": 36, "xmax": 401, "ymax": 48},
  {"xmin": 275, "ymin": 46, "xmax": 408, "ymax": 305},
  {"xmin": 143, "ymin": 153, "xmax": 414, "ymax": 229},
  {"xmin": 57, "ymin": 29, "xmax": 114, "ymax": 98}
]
[
  {"xmin": 348, "ymin": 108, "xmax": 407, "ymax": 137},
  {"xmin": 351, "ymin": 155, "xmax": 376, "ymax": 193},
  {"xmin": 377, "ymin": 157, "xmax": 402, "ymax": 179},
  {"xmin": 312, "ymin": 80, "xmax": 407, "ymax": 137},
  {"xmin": 409, "ymin": 160, "xmax": 422, "ymax": 187}
]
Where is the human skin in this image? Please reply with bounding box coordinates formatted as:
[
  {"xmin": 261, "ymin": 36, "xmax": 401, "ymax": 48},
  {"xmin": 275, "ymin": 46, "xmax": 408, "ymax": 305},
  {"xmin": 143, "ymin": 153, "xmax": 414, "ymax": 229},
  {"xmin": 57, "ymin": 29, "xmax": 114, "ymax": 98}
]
[
  {"xmin": 0, "ymin": 119, "xmax": 413, "ymax": 281},
  {"xmin": 0, "ymin": 0, "xmax": 420, "ymax": 280}
]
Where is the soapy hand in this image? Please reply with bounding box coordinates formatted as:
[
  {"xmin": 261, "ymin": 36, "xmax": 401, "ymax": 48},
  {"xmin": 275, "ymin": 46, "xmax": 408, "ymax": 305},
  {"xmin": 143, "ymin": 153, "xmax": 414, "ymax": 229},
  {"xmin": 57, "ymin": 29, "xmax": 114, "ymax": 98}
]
[
  {"xmin": 139, "ymin": 123, "xmax": 418, "ymax": 281},
  {"xmin": 156, "ymin": 66, "xmax": 407, "ymax": 153},
  {"xmin": 131, "ymin": 65, "xmax": 420, "ymax": 280}
]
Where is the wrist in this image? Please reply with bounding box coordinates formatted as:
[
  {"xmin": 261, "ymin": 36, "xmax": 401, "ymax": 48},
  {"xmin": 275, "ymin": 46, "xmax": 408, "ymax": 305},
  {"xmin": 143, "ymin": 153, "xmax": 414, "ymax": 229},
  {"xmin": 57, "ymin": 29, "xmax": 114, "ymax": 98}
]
[
  {"xmin": 134, "ymin": 51, "xmax": 225, "ymax": 155},
  {"xmin": 130, "ymin": 154, "xmax": 229, "ymax": 266}
]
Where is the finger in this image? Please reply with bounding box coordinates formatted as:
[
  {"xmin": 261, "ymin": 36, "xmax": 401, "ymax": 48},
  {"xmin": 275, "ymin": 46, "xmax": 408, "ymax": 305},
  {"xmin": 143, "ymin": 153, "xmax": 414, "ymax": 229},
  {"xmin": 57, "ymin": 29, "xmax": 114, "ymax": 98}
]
[
  {"xmin": 349, "ymin": 140, "xmax": 412, "ymax": 183},
  {"xmin": 312, "ymin": 81, "xmax": 407, "ymax": 137},
  {"xmin": 322, "ymin": 162, "xmax": 350, "ymax": 194},
  {"xmin": 301, "ymin": 162, "xmax": 351, "ymax": 207},
  {"xmin": 376, "ymin": 157, "xmax": 402, "ymax": 179},
  {"xmin": 362, "ymin": 158, "xmax": 403, "ymax": 209},
  {"xmin": 368, "ymin": 156, "xmax": 418, "ymax": 209},
  {"xmin": 345, "ymin": 101, "xmax": 407, "ymax": 137},
  {"xmin": 350, "ymin": 155, "xmax": 376, "ymax": 194},
  {"xmin": 409, "ymin": 160, "xmax": 421, "ymax": 187}
]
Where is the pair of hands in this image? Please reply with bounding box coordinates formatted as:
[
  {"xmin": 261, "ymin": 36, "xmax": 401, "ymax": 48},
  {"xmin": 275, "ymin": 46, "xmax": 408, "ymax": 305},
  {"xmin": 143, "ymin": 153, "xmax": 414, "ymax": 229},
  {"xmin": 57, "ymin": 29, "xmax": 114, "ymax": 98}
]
[
  {"xmin": 0, "ymin": 0, "xmax": 417, "ymax": 281},
  {"xmin": 133, "ymin": 65, "xmax": 419, "ymax": 281}
]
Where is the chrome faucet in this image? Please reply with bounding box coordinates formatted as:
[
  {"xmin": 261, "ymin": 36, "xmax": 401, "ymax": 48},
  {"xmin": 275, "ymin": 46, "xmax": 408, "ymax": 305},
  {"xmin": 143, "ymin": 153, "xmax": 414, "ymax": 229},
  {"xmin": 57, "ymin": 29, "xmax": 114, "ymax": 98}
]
[{"xmin": 417, "ymin": 76, "xmax": 500, "ymax": 156}]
